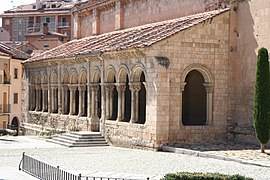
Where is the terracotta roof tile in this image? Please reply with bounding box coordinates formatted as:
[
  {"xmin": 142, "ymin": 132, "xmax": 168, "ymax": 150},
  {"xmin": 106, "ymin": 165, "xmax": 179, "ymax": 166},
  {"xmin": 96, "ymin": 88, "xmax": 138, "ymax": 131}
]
[
  {"xmin": 25, "ymin": 8, "xmax": 229, "ymax": 63},
  {"xmin": 0, "ymin": 43, "xmax": 30, "ymax": 60}
]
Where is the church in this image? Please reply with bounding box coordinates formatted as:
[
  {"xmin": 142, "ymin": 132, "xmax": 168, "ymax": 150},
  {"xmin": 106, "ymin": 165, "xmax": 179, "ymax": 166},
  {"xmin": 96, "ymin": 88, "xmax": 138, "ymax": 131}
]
[{"xmin": 22, "ymin": 0, "xmax": 268, "ymax": 148}]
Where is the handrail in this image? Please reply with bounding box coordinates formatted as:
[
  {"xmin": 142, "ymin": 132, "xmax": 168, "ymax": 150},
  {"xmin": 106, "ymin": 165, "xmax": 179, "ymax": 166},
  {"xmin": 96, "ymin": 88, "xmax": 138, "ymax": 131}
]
[{"xmin": 19, "ymin": 152, "xmax": 150, "ymax": 180}]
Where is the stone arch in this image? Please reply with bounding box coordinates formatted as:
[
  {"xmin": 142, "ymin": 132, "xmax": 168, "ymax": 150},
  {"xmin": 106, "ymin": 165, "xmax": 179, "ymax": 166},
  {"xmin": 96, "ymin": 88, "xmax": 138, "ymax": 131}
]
[
  {"xmin": 92, "ymin": 66, "xmax": 101, "ymax": 83},
  {"xmin": 62, "ymin": 70, "xmax": 69, "ymax": 84},
  {"xmin": 11, "ymin": 116, "xmax": 19, "ymax": 136},
  {"xmin": 130, "ymin": 64, "xmax": 146, "ymax": 124},
  {"xmin": 36, "ymin": 73, "xmax": 41, "ymax": 84},
  {"xmin": 181, "ymin": 64, "xmax": 214, "ymax": 84},
  {"xmin": 79, "ymin": 68, "xmax": 87, "ymax": 84},
  {"xmin": 117, "ymin": 67, "xmax": 131, "ymax": 122},
  {"xmin": 181, "ymin": 64, "xmax": 214, "ymax": 125},
  {"xmin": 130, "ymin": 64, "xmax": 146, "ymax": 82},
  {"xmin": 50, "ymin": 70, "xmax": 58, "ymax": 113},
  {"xmin": 41, "ymin": 71, "xmax": 48, "ymax": 84},
  {"xmin": 50, "ymin": 70, "xmax": 58, "ymax": 84},
  {"xmin": 78, "ymin": 68, "xmax": 88, "ymax": 117},
  {"xmin": 105, "ymin": 66, "xmax": 118, "ymax": 120},
  {"xmin": 70, "ymin": 69, "xmax": 78, "ymax": 84},
  {"xmin": 118, "ymin": 65, "xmax": 130, "ymax": 83},
  {"xmin": 61, "ymin": 70, "xmax": 70, "ymax": 115}
]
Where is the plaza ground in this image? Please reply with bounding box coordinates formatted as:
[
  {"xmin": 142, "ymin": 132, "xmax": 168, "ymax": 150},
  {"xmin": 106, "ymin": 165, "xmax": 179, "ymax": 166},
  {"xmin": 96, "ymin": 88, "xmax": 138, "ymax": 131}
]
[{"xmin": 0, "ymin": 135, "xmax": 270, "ymax": 180}]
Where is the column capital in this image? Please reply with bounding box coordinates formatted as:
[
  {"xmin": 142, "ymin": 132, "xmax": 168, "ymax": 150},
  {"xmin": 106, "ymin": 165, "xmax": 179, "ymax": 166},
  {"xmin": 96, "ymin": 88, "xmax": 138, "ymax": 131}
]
[
  {"xmin": 35, "ymin": 85, "xmax": 41, "ymax": 90},
  {"xmin": 203, "ymin": 83, "xmax": 214, "ymax": 93},
  {"xmin": 78, "ymin": 85, "xmax": 86, "ymax": 91},
  {"xmin": 180, "ymin": 83, "xmax": 186, "ymax": 93},
  {"xmin": 41, "ymin": 84, "xmax": 48, "ymax": 90},
  {"xmin": 116, "ymin": 83, "xmax": 126, "ymax": 92},
  {"xmin": 90, "ymin": 83, "xmax": 100, "ymax": 91},
  {"xmin": 104, "ymin": 83, "xmax": 115, "ymax": 91},
  {"xmin": 129, "ymin": 82, "xmax": 141, "ymax": 92},
  {"xmin": 68, "ymin": 84, "xmax": 78, "ymax": 91}
]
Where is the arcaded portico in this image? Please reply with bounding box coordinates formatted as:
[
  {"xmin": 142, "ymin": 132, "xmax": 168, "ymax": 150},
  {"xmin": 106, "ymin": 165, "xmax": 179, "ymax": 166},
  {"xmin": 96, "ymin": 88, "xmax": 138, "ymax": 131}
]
[{"xmin": 21, "ymin": 7, "xmax": 234, "ymax": 149}]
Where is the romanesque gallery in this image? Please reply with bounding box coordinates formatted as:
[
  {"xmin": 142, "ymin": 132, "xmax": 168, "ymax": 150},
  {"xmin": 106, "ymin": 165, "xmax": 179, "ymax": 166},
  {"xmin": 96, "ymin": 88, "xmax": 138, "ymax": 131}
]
[{"xmin": 22, "ymin": 0, "xmax": 268, "ymax": 148}]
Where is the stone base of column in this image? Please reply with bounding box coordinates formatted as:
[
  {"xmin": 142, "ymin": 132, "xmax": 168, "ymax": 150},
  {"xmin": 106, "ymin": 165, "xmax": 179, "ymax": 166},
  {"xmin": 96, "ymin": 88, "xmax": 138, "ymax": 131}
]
[{"xmin": 89, "ymin": 116, "xmax": 100, "ymax": 132}]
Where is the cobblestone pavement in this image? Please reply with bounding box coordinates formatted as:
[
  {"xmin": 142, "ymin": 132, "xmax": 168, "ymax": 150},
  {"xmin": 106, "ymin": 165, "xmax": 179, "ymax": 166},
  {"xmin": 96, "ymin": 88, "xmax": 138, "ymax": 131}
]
[
  {"xmin": 172, "ymin": 141, "xmax": 270, "ymax": 167},
  {"xmin": 0, "ymin": 136, "xmax": 270, "ymax": 180}
]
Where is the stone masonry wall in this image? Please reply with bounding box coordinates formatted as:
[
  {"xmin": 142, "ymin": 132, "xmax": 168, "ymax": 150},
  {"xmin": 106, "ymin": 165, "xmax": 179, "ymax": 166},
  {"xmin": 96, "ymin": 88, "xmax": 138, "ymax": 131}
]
[
  {"xmin": 229, "ymin": 0, "xmax": 270, "ymax": 145},
  {"xmin": 145, "ymin": 11, "xmax": 231, "ymax": 144}
]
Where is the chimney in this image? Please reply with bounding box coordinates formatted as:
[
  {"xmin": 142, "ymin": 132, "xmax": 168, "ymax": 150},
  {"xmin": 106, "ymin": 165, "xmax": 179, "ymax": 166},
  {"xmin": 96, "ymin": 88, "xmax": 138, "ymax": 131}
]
[{"xmin": 43, "ymin": 23, "xmax": 49, "ymax": 34}]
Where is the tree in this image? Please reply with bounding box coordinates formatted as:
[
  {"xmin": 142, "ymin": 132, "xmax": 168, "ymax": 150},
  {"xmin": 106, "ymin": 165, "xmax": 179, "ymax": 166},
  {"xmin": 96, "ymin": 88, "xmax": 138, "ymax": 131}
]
[{"xmin": 254, "ymin": 47, "xmax": 270, "ymax": 153}]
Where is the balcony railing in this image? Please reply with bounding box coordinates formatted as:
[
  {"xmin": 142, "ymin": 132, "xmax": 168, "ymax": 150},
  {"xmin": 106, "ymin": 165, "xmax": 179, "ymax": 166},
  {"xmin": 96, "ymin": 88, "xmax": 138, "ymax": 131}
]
[{"xmin": 27, "ymin": 22, "xmax": 69, "ymax": 33}]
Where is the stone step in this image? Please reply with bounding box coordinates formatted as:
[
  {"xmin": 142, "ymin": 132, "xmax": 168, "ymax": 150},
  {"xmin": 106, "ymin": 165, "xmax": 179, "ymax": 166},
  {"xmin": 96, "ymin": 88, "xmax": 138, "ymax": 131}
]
[
  {"xmin": 47, "ymin": 131, "xmax": 108, "ymax": 147},
  {"xmin": 57, "ymin": 135, "xmax": 105, "ymax": 142}
]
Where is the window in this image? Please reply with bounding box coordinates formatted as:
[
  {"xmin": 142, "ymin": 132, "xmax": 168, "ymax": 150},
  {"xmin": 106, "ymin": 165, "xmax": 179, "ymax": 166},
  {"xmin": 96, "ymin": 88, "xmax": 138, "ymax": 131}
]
[
  {"xmin": 51, "ymin": 4, "xmax": 56, "ymax": 8},
  {"xmin": 4, "ymin": 19, "xmax": 10, "ymax": 25},
  {"xmin": 42, "ymin": 4, "xmax": 46, "ymax": 9},
  {"xmin": 14, "ymin": 68, "xmax": 18, "ymax": 79},
  {"xmin": 46, "ymin": 17, "xmax": 50, "ymax": 23},
  {"xmin": 33, "ymin": 5, "xmax": 36, "ymax": 9},
  {"xmin": 14, "ymin": 93, "xmax": 18, "ymax": 104}
]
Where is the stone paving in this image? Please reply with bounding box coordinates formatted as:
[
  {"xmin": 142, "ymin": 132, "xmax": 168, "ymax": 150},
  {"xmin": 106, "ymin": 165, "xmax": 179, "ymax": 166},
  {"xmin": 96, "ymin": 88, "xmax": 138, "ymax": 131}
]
[
  {"xmin": 0, "ymin": 136, "xmax": 270, "ymax": 180},
  {"xmin": 171, "ymin": 141, "xmax": 270, "ymax": 167}
]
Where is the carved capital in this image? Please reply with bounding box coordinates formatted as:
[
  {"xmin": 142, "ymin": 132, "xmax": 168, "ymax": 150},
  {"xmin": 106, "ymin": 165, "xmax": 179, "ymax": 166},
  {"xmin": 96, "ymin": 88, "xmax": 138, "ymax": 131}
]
[
  {"xmin": 78, "ymin": 85, "xmax": 86, "ymax": 92},
  {"xmin": 116, "ymin": 83, "xmax": 126, "ymax": 92},
  {"xmin": 41, "ymin": 85, "xmax": 48, "ymax": 91},
  {"xmin": 180, "ymin": 83, "xmax": 186, "ymax": 93},
  {"xmin": 90, "ymin": 83, "xmax": 100, "ymax": 91},
  {"xmin": 204, "ymin": 83, "xmax": 214, "ymax": 93},
  {"xmin": 68, "ymin": 84, "xmax": 78, "ymax": 91},
  {"xmin": 104, "ymin": 83, "xmax": 115, "ymax": 91},
  {"xmin": 129, "ymin": 82, "xmax": 141, "ymax": 92}
]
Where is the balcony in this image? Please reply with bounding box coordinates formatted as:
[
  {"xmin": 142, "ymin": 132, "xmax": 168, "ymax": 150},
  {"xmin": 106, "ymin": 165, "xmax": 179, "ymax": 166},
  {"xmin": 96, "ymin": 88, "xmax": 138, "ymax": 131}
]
[
  {"xmin": 0, "ymin": 104, "xmax": 11, "ymax": 114},
  {"xmin": 57, "ymin": 22, "xmax": 69, "ymax": 28}
]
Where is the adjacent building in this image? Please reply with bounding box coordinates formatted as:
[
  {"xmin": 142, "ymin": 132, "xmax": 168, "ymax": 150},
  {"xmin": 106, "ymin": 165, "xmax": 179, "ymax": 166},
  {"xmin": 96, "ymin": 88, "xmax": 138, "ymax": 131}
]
[
  {"xmin": 0, "ymin": 0, "xmax": 75, "ymax": 50},
  {"xmin": 0, "ymin": 43, "xmax": 29, "ymax": 134}
]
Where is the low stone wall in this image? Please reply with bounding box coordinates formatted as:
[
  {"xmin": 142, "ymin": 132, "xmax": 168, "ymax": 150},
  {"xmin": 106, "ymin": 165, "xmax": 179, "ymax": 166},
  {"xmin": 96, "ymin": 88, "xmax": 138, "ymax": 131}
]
[{"xmin": 104, "ymin": 120, "xmax": 157, "ymax": 149}]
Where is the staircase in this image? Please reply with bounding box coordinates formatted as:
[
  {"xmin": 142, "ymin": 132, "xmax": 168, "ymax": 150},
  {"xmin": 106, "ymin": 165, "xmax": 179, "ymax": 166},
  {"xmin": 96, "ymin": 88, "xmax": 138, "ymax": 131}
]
[{"xmin": 47, "ymin": 131, "xmax": 109, "ymax": 147}]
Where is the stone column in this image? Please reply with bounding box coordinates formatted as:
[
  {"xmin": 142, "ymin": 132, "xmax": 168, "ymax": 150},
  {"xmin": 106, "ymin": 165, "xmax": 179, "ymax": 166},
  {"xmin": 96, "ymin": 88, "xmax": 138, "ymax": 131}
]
[
  {"xmin": 129, "ymin": 82, "xmax": 141, "ymax": 123},
  {"xmin": 104, "ymin": 83, "xmax": 114, "ymax": 119},
  {"xmin": 68, "ymin": 85, "xmax": 77, "ymax": 115},
  {"xmin": 90, "ymin": 83, "xmax": 99, "ymax": 119},
  {"xmin": 204, "ymin": 83, "xmax": 214, "ymax": 125},
  {"xmin": 41, "ymin": 85, "xmax": 48, "ymax": 112},
  {"xmin": 51, "ymin": 86, "xmax": 57, "ymax": 113},
  {"xmin": 116, "ymin": 83, "xmax": 126, "ymax": 122},
  {"xmin": 35, "ymin": 85, "xmax": 41, "ymax": 111},
  {"xmin": 87, "ymin": 84, "xmax": 91, "ymax": 118},
  {"xmin": 61, "ymin": 85, "xmax": 68, "ymax": 114},
  {"xmin": 78, "ymin": 85, "xmax": 86, "ymax": 117}
]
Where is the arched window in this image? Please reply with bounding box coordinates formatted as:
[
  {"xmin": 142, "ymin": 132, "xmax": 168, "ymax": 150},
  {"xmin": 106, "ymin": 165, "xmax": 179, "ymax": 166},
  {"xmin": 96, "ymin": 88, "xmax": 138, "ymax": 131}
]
[
  {"xmin": 138, "ymin": 72, "xmax": 146, "ymax": 124},
  {"xmin": 182, "ymin": 70, "xmax": 206, "ymax": 125}
]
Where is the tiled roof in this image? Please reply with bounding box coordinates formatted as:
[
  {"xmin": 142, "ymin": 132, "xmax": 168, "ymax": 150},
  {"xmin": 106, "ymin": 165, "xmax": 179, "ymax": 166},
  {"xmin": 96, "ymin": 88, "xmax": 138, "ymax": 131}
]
[
  {"xmin": 0, "ymin": 10, "xmax": 71, "ymax": 17},
  {"xmin": 0, "ymin": 43, "xmax": 30, "ymax": 60},
  {"xmin": 25, "ymin": 8, "xmax": 229, "ymax": 63}
]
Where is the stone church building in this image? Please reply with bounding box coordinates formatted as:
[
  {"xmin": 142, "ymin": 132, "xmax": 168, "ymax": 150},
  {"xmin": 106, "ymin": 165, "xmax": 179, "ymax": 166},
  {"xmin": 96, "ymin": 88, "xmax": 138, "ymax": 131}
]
[{"xmin": 22, "ymin": 0, "xmax": 270, "ymax": 148}]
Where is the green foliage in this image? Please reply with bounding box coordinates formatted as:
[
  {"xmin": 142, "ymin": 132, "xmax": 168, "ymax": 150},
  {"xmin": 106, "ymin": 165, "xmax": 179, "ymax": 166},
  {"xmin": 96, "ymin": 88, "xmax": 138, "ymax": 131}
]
[
  {"xmin": 161, "ymin": 172, "xmax": 253, "ymax": 180},
  {"xmin": 254, "ymin": 47, "xmax": 270, "ymax": 144}
]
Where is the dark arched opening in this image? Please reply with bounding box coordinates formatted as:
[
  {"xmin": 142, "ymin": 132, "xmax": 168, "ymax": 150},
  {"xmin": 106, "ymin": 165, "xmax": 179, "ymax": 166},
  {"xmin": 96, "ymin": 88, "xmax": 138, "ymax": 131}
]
[
  {"xmin": 111, "ymin": 77, "xmax": 118, "ymax": 120},
  {"xmin": 182, "ymin": 70, "xmax": 206, "ymax": 125},
  {"xmin": 11, "ymin": 117, "xmax": 19, "ymax": 136},
  {"xmin": 83, "ymin": 86, "xmax": 88, "ymax": 117},
  {"xmin": 138, "ymin": 72, "xmax": 146, "ymax": 124},
  {"xmin": 98, "ymin": 81, "xmax": 102, "ymax": 119},
  {"xmin": 124, "ymin": 75, "xmax": 131, "ymax": 122},
  {"xmin": 75, "ymin": 88, "xmax": 79, "ymax": 115},
  {"xmin": 40, "ymin": 89, "xmax": 43, "ymax": 111}
]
